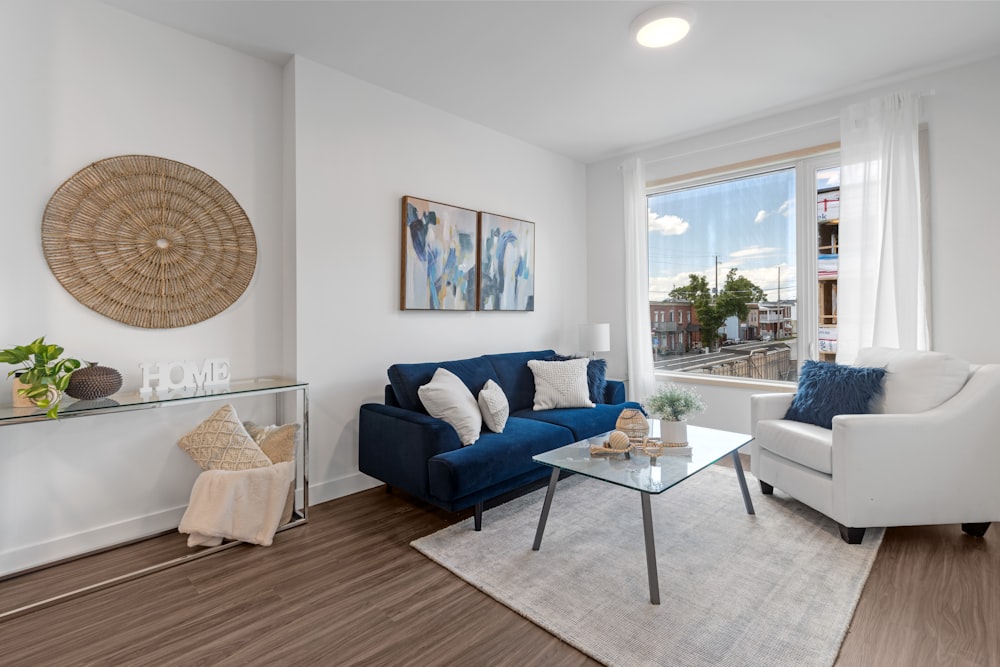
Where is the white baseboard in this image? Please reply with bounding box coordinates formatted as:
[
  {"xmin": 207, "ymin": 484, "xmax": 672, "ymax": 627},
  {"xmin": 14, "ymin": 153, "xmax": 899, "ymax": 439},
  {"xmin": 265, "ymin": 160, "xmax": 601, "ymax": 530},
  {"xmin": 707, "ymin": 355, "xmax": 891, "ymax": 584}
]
[
  {"xmin": 2, "ymin": 472, "xmax": 381, "ymax": 578},
  {"xmin": 1, "ymin": 506, "xmax": 187, "ymax": 579},
  {"xmin": 306, "ymin": 471, "xmax": 381, "ymax": 506}
]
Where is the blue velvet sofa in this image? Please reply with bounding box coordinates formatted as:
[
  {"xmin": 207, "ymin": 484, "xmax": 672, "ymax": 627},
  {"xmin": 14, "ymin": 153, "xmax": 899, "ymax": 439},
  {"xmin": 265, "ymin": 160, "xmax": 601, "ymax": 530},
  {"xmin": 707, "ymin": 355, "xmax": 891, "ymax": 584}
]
[{"xmin": 359, "ymin": 349, "xmax": 639, "ymax": 529}]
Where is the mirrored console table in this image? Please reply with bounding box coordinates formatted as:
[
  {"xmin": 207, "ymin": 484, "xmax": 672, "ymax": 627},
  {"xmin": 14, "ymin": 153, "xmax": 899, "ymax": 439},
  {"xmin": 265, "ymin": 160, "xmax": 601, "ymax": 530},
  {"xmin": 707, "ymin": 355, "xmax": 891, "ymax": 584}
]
[{"xmin": 0, "ymin": 377, "xmax": 309, "ymax": 620}]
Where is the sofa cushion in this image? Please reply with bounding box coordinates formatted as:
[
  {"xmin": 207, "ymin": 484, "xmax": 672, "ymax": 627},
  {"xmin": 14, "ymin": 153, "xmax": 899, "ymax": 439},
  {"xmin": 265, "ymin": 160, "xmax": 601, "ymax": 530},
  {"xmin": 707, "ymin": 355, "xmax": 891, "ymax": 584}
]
[
  {"xmin": 477, "ymin": 379, "xmax": 509, "ymax": 433},
  {"xmin": 484, "ymin": 350, "xmax": 556, "ymax": 412},
  {"xmin": 514, "ymin": 402, "xmax": 641, "ymax": 441},
  {"xmin": 388, "ymin": 355, "xmax": 500, "ymax": 413},
  {"xmin": 854, "ymin": 347, "xmax": 970, "ymax": 414},
  {"xmin": 528, "ymin": 358, "xmax": 594, "ymax": 410},
  {"xmin": 548, "ymin": 354, "xmax": 608, "ymax": 404},
  {"xmin": 418, "ymin": 368, "xmax": 483, "ymax": 446},
  {"xmin": 784, "ymin": 360, "xmax": 886, "ymax": 429},
  {"xmin": 755, "ymin": 419, "xmax": 834, "ymax": 475},
  {"xmin": 427, "ymin": 417, "xmax": 574, "ymax": 502}
]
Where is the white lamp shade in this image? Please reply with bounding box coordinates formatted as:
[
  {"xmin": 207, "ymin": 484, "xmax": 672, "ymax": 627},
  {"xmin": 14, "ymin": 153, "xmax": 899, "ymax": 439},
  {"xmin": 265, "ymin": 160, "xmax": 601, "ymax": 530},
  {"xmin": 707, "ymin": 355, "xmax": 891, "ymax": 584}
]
[{"xmin": 579, "ymin": 323, "xmax": 611, "ymax": 354}]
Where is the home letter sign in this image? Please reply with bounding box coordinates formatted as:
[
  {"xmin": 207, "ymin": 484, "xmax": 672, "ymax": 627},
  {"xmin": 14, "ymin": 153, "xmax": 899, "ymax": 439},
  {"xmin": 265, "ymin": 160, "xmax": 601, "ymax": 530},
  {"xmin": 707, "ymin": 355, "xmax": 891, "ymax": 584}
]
[{"xmin": 139, "ymin": 358, "xmax": 231, "ymax": 394}]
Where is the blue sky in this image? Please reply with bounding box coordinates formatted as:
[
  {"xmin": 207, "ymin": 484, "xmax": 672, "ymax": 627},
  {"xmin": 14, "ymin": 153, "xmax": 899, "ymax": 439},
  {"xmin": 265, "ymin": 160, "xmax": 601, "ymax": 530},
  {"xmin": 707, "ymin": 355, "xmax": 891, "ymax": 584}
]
[{"xmin": 647, "ymin": 166, "xmax": 840, "ymax": 302}]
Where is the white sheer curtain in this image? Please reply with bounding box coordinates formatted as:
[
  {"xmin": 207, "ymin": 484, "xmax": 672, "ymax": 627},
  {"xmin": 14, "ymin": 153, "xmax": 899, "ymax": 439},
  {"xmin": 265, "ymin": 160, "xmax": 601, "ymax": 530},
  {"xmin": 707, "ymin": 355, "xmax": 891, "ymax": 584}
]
[
  {"xmin": 622, "ymin": 157, "xmax": 655, "ymax": 401},
  {"xmin": 836, "ymin": 92, "xmax": 930, "ymax": 364}
]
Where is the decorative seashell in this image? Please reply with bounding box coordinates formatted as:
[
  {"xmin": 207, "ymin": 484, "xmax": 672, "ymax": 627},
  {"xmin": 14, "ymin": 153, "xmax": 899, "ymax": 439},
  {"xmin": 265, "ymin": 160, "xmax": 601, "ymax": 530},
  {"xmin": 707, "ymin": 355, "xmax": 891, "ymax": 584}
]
[{"xmin": 607, "ymin": 430, "xmax": 631, "ymax": 451}]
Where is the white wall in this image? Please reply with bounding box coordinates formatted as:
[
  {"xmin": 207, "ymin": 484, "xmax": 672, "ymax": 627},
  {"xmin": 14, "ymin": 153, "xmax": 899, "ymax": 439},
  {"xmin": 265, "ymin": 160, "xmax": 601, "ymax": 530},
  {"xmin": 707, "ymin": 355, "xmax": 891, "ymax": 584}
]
[
  {"xmin": 0, "ymin": 1, "xmax": 285, "ymax": 574},
  {"xmin": 587, "ymin": 55, "xmax": 1000, "ymax": 434},
  {"xmin": 292, "ymin": 56, "xmax": 587, "ymax": 504}
]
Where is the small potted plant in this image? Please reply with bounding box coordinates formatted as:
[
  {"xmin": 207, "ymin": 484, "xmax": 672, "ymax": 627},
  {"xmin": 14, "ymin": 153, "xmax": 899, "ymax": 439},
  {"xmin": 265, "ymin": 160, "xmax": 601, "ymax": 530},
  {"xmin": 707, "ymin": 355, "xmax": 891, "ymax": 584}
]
[
  {"xmin": 0, "ymin": 337, "xmax": 81, "ymax": 418},
  {"xmin": 643, "ymin": 383, "xmax": 705, "ymax": 445}
]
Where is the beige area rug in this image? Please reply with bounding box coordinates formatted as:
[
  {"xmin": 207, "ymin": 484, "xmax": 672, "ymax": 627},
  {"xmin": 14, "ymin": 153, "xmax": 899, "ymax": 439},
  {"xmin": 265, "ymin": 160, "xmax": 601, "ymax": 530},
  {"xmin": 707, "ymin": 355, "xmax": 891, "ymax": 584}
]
[{"xmin": 412, "ymin": 465, "xmax": 883, "ymax": 667}]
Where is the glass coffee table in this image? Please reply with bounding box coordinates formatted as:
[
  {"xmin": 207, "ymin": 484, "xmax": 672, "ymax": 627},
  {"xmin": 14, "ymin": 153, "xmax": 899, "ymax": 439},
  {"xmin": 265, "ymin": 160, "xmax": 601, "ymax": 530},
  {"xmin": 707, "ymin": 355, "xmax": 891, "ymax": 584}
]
[{"xmin": 531, "ymin": 423, "xmax": 754, "ymax": 605}]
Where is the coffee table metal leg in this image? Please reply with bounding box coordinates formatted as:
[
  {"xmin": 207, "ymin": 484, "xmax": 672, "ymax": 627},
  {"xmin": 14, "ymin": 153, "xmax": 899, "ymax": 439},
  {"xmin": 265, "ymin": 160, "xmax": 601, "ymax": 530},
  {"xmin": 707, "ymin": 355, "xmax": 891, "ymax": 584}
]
[
  {"xmin": 640, "ymin": 492, "xmax": 660, "ymax": 605},
  {"xmin": 731, "ymin": 450, "xmax": 755, "ymax": 515},
  {"xmin": 532, "ymin": 467, "xmax": 561, "ymax": 551}
]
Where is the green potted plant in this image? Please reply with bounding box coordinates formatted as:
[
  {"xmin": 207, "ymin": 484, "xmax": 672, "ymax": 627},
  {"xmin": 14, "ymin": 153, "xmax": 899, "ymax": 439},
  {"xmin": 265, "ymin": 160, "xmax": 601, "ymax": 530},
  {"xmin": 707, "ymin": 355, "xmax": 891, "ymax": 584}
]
[
  {"xmin": 0, "ymin": 337, "xmax": 81, "ymax": 418},
  {"xmin": 643, "ymin": 383, "xmax": 705, "ymax": 445}
]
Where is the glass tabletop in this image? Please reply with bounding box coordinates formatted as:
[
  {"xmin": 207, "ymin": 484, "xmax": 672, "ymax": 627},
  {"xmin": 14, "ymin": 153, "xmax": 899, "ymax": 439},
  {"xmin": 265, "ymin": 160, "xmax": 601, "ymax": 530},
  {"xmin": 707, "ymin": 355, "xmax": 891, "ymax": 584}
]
[
  {"xmin": 0, "ymin": 377, "xmax": 306, "ymax": 425},
  {"xmin": 532, "ymin": 423, "xmax": 750, "ymax": 495}
]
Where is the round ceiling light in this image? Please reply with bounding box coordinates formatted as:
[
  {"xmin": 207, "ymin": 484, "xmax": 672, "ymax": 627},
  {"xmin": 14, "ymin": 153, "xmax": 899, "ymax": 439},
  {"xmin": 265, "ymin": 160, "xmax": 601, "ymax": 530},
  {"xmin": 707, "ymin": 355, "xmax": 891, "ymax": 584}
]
[{"xmin": 631, "ymin": 4, "xmax": 695, "ymax": 48}]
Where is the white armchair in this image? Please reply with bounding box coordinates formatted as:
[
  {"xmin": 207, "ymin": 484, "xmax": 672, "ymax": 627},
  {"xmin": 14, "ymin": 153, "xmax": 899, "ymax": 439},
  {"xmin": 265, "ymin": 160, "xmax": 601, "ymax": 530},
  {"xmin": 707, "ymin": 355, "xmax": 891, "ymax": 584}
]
[{"xmin": 750, "ymin": 348, "xmax": 1000, "ymax": 543}]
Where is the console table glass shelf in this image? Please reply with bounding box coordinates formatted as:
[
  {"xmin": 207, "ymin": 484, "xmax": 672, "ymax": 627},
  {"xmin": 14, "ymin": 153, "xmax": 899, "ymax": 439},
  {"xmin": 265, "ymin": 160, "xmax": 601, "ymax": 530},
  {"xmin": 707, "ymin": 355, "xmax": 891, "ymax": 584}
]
[{"xmin": 0, "ymin": 376, "xmax": 309, "ymax": 620}]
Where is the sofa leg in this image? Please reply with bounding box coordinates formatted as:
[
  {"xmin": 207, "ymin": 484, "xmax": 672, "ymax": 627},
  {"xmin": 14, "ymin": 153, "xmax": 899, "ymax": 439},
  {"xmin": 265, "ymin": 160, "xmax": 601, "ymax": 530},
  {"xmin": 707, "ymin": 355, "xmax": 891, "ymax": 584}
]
[
  {"xmin": 385, "ymin": 484, "xmax": 393, "ymax": 494},
  {"xmin": 838, "ymin": 524, "xmax": 866, "ymax": 544},
  {"xmin": 474, "ymin": 502, "xmax": 483, "ymax": 531},
  {"xmin": 759, "ymin": 480, "xmax": 774, "ymax": 495},
  {"xmin": 962, "ymin": 522, "xmax": 990, "ymax": 538}
]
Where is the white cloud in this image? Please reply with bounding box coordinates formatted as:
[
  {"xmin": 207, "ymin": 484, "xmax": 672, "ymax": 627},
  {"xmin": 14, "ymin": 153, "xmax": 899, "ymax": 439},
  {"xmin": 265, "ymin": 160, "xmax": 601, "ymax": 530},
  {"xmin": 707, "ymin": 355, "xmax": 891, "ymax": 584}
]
[
  {"xmin": 648, "ymin": 209, "xmax": 689, "ymax": 236},
  {"xmin": 754, "ymin": 200, "xmax": 793, "ymax": 223},
  {"xmin": 730, "ymin": 246, "xmax": 782, "ymax": 259}
]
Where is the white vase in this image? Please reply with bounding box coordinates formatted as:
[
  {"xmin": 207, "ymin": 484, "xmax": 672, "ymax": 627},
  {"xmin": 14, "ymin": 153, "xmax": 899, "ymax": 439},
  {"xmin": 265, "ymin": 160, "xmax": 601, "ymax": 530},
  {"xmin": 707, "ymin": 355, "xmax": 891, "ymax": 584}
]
[{"xmin": 660, "ymin": 418, "xmax": 688, "ymax": 445}]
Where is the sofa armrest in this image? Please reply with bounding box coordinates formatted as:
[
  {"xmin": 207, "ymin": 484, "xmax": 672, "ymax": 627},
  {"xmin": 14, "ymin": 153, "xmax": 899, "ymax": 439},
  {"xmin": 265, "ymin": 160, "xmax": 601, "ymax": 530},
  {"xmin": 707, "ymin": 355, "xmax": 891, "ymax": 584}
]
[
  {"xmin": 359, "ymin": 403, "xmax": 463, "ymax": 500},
  {"xmin": 604, "ymin": 380, "xmax": 626, "ymax": 404},
  {"xmin": 832, "ymin": 364, "xmax": 1000, "ymax": 526},
  {"xmin": 750, "ymin": 392, "xmax": 795, "ymax": 436}
]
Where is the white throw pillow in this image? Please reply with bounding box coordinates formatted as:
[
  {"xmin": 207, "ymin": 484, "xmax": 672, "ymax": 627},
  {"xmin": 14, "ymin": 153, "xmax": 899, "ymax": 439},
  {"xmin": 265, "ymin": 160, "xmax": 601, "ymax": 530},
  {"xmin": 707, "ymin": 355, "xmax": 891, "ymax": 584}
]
[
  {"xmin": 527, "ymin": 358, "xmax": 595, "ymax": 410},
  {"xmin": 417, "ymin": 368, "xmax": 482, "ymax": 445},
  {"xmin": 478, "ymin": 379, "xmax": 509, "ymax": 433},
  {"xmin": 854, "ymin": 347, "xmax": 970, "ymax": 414}
]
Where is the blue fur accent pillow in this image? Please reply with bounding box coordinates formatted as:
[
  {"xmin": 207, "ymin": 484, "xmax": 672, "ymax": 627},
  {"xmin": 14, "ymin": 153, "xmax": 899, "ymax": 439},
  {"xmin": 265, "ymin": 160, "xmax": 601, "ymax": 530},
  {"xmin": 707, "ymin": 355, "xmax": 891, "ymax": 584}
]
[
  {"xmin": 548, "ymin": 354, "xmax": 608, "ymax": 404},
  {"xmin": 784, "ymin": 360, "xmax": 887, "ymax": 429}
]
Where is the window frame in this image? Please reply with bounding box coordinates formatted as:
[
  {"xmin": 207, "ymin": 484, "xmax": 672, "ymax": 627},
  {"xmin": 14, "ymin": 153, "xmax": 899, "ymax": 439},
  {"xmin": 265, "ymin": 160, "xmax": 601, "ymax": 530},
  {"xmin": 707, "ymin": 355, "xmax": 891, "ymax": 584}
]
[{"xmin": 646, "ymin": 148, "xmax": 840, "ymax": 387}]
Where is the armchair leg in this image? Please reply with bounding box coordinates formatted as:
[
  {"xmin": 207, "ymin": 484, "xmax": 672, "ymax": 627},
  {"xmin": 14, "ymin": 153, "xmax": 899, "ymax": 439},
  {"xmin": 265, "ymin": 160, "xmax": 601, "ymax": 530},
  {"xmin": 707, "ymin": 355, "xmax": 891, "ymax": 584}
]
[
  {"xmin": 759, "ymin": 480, "xmax": 774, "ymax": 495},
  {"xmin": 838, "ymin": 524, "xmax": 866, "ymax": 544},
  {"xmin": 474, "ymin": 502, "xmax": 483, "ymax": 531},
  {"xmin": 962, "ymin": 522, "xmax": 990, "ymax": 538}
]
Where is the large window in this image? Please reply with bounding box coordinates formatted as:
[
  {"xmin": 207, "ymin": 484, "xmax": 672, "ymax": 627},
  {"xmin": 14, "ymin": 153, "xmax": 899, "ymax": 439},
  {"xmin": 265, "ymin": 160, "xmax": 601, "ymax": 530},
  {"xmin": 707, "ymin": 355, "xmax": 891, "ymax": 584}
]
[{"xmin": 647, "ymin": 153, "xmax": 838, "ymax": 383}]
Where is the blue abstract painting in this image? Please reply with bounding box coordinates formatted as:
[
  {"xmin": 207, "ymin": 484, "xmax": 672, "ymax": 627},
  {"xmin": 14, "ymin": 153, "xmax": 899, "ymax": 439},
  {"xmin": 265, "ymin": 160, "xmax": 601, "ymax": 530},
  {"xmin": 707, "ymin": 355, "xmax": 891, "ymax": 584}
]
[
  {"xmin": 401, "ymin": 196, "xmax": 478, "ymax": 310},
  {"xmin": 479, "ymin": 212, "xmax": 535, "ymax": 311}
]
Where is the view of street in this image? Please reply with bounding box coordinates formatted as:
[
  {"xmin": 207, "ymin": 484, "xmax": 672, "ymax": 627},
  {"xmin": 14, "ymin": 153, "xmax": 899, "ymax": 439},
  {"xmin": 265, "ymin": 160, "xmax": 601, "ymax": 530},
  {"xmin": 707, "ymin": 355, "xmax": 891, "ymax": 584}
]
[{"xmin": 654, "ymin": 338, "xmax": 798, "ymax": 380}]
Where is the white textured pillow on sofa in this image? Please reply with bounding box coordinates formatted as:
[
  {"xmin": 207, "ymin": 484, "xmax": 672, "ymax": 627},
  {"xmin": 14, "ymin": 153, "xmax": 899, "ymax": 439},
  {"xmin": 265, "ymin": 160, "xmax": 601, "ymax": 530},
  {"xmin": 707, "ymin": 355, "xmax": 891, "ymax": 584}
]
[
  {"xmin": 527, "ymin": 358, "xmax": 595, "ymax": 410},
  {"xmin": 418, "ymin": 368, "xmax": 482, "ymax": 445},
  {"xmin": 478, "ymin": 379, "xmax": 509, "ymax": 433},
  {"xmin": 854, "ymin": 347, "xmax": 970, "ymax": 414}
]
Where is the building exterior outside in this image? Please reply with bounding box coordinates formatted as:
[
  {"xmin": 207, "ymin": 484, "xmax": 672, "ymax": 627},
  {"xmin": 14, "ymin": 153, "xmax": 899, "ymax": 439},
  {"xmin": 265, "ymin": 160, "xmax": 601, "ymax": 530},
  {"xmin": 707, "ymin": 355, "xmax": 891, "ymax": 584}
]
[
  {"xmin": 650, "ymin": 299, "xmax": 700, "ymax": 355},
  {"xmin": 746, "ymin": 301, "xmax": 795, "ymax": 341}
]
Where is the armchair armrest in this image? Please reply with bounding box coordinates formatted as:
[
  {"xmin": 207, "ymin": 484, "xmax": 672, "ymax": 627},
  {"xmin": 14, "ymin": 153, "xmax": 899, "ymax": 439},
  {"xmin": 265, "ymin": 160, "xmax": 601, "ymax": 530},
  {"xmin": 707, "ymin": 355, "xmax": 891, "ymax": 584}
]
[
  {"xmin": 359, "ymin": 403, "xmax": 463, "ymax": 500},
  {"xmin": 832, "ymin": 364, "xmax": 1000, "ymax": 526},
  {"xmin": 750, "ymin": 392, "xmax": 795, "ymax": 436}
]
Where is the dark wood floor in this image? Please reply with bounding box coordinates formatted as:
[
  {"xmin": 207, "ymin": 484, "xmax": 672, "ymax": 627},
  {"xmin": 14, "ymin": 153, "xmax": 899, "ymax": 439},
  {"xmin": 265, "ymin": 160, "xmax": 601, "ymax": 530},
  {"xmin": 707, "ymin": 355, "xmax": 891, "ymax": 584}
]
[{"xmin": 1, "ymin": 459, "xmax": 997, "ymax": 666}]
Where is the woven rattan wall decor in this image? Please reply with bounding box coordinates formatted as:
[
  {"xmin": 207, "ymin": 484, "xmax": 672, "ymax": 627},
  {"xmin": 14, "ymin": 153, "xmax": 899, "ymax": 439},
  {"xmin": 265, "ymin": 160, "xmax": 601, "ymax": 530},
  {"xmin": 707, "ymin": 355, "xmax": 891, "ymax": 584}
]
[{"xmin": 41, "ymin": 155, "xmax": 257, "ymax": 329}]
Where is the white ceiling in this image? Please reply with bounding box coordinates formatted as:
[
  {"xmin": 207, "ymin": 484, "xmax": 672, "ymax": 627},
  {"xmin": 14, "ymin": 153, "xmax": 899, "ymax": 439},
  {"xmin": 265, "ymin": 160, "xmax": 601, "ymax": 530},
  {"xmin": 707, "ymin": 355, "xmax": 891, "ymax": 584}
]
[{"xmin": 105, "ymin": 1, "xmax": 1000, "ymax": 163}]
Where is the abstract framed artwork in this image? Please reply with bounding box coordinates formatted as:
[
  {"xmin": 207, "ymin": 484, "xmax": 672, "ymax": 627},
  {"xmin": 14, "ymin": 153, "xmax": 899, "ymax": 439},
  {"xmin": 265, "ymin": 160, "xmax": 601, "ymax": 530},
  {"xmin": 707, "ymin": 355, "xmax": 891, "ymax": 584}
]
[
  {"xmin": 479, "ymin": 212, "xmax": 535, "ymax": 311},
  {"xmin": 401, "ymin": 196, "xmax": 478, "ymax": 310}
]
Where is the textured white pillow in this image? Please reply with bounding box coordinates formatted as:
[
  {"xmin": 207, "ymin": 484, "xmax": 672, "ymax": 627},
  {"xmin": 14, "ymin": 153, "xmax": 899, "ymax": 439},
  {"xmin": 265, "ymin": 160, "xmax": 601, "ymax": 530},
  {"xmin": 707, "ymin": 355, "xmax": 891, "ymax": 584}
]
[
  {"xmin": 418, "ymin": 368, "xmax": 482, "ymax": 445},
  {"xmin": 527, "ymin": 358, "xmax": 595, "ymax": 410},
  {"xmin": 478, "ymin": 379, "xmax": 509, "ymax": 433},
  {"xmin": 854, "ymin": 347, "xmax": 970, "ymax": 414}
]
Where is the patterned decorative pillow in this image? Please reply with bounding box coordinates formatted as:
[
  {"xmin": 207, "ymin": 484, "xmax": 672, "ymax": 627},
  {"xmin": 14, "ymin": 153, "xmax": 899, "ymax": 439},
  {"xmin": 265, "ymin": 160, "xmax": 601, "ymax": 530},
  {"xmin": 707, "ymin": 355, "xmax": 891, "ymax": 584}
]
[
  {"xmin": 548, "ymin": 354, "xmax": 607, "ymax": 404},
  {"xmin": 477, "ymin": 379, "xmax": 509, "ymax": 433},
  {"xmin": 178, "ymin": 404, "xmax": 272, "ymax": 471},
  {"xmin": 528, "ymin": 358, "xmax": 595, "ymax": 410}
]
